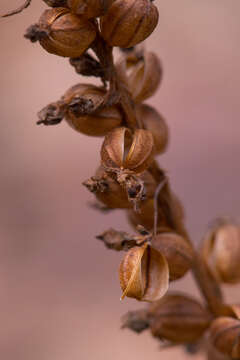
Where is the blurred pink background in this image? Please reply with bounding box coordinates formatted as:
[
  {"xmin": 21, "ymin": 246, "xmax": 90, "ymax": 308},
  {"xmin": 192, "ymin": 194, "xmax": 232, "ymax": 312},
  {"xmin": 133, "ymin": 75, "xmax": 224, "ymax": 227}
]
[{"xmin": 1, "ymin": 1, "xmax": 240, "ymax": 359}]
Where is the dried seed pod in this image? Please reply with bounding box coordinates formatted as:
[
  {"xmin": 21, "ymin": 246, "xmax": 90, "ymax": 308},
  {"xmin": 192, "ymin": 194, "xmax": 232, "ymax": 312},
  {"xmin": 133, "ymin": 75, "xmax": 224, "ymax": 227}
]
[
  {"xmin": 101, "ymin": 127, "xmax": 154, "ymax": 173},
  {"xmin": 202, "ymin": 222, "xmax": 240, "ymax": 284},
  {"xmin": 100, "ymin": 0, "xmax": 159, "ymax": 48},
  {"xmin": 92, "ymin": 167, "xmax": 157, "ymax": 209},
  {"xmin": 63, "ymin": 84, "xmax": 122, "ymax": 136},
  {"xmin": 67, "ymin": 0, "xmax": 113, "ymax": 18},
  {"xmin": 149, "ymin": 292, "xmax": 212, "ymax": 343},
  {"xmin": 119, "ymin": 243, "xmax": 169, "ymax": 301},
  {"xmin": 128, "ymin": 52, "xmax": 162, "ymax": 103},
  {"xmin": 209, "ymin": 317, "xmax": 240, "ymax": 359},
  {"xmin": 38, "ymin": 8, "xmax": 96, "ymax": 57},
  {"xmin": 152, "ymin": 231, "xmax": 194, "ymax": 281},
  {"xmin": 207, "ymin": 342, "xmax": 232, "ymax": 360},
  {"xmin": 136, "ymin": 104, "xmax": 168, "ymax": 154}
]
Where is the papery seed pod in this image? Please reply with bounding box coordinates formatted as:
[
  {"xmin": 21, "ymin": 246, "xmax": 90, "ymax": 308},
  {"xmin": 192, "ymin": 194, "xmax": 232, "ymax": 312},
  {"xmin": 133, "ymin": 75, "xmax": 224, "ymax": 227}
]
[
  {"xmin": 101, "ymin": 127, "xmax": 154, "ymax": 173},
  {"xmin": 209, "ymin": 317, "xmax": 240, "ymax": 359},
  {"xmin": 207, "ymin": 341, "xmax": 232, "ymax": 360},
  {"xmin": 136, "ymin": 104, "xmax": 168, "ymax": 154},
  {"xmin": 100, "ymin": 0, "xmax": 159, "ymax": 48},
  {"xmin": 38, "ymin": 8, "xmax": 96, "ymax": 57},
  {"xmin": 148, "ymin": 292, "xmax": 212, "ymax": 343},
  {"xmin": 119, "ymin": 243, "xmax": 169, "ymax": 301},
  {"xmin": 90, "ymin": 167, "xmax": 156, "ymax": 209},
  {"xmin": 43, "ymin": 0, "xmax": 68, "ymax": 6},
  {"xmin": 152, "ymin": 231, "xmax": 194, "ymax": 280},
  {"xmin": 202, "ymin": 223, "xmax": 240, "ymax": 284},
  {"xmin": 63, "ymin": 84, "xmax": 122, "ymax": 136},
  {"xmin": 67, "ymin": 0, "xmax": 113, "ymax": 18},
  {"xmin": 128, "ymin": 52, "xmax": 162, "ymax": 103}
]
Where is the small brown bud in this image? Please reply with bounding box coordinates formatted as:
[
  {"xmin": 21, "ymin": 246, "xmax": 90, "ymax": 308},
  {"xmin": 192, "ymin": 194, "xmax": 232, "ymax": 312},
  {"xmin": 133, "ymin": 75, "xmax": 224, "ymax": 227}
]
[
  {"xmin": 119, "ymin": 243, "xmax": 169, "ymax": 302},
  {"xmin": 128, "ymin": 52, "xmax": 162, "ymax": 103},
  {"xmin": 63, "ymin": 84, "xmax": 122, "ymax": 136},
  {"xmin": 202, "ymin": 222, "xmax": 240, "ymax": 284},
  {"xmin": 209, "ymin": 317, "xmax": 240, "ymax": 359},
  {"xmin": 100, "ymin": 0, "xmax": 159, "ymax": 48},
  {"xmin": 67, "ymin": 0, "xmax": 113, "ymax": 18},
  {"xmin": 136, "ymin": 104, "xmax": 168, "ymax": 154},
  {"xmin": 37, "ymin": 8, "xmax": 96, "ymax": 57},
  {"xmin": 152, "ymin": 231, "xmax": 194, "ymax": 281},
  {"xmin": 101, "ymin": 127, "xmax": 154, "ymax": 173},
  {"xmin": 149, "ymin": 292, "xmax": 212, "ymax": 343}
]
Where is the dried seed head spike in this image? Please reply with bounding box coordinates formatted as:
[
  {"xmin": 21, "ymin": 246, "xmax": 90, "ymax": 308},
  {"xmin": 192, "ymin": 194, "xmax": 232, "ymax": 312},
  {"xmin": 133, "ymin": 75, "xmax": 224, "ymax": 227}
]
[
  {"xmin": 152, "ymin": 231, "xmax": 194, "ymax": 281},
  {"xmin": 100, "ymin": 0, "xmax": 159, "ymax": 48},
  {"xmin": 101, "ymin": 127, "xmax": 155, "ymax": 173},
  {"xmin": 119, "ymin": 243, "xmax": 169, "ymax": 302},
  {"xmin": 33, "ymin": 8, "xmax": 96, "ymax": 58},
  {"xmin": 63, "ymin": 84, "xmax": 122, "ymax": 136},
  {"xmin": 128, "ymin": 52, "xmax": 163, "ymax": 103},
  {"xmin": 209, "ymin": 317, "xmax": 240, "ymax": 359},
  {"xmin": 148, "ymin": 292, "xmax": 212, "ymax": 343},
  {"xmin": 67, "ymin": 0, "xmax": 113, "ymax": 18},
  {"xmin": 136, "ymin": 104, "xmax": 169, "ymax": 155},
  {"xmin": 202, "ymin": 222, "xmax": 240, "ymax": 284}
]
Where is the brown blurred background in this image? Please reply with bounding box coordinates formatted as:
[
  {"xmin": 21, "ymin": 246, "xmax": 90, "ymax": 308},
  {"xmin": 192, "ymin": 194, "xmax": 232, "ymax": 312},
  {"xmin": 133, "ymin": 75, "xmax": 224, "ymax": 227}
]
[{"xmin": 1, "ymin": 1, "xmax": 240, "ymax": 359}]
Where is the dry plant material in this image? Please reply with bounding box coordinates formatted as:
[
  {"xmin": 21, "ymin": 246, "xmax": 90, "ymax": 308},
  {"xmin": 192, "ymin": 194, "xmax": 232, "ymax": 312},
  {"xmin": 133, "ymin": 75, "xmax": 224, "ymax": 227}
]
[
  {"xmin": 119, "ymin": 243, "xmax": 169, "ymax": 301},
  {"xmin": 4, "ymin": 1, "xmax": 240, "ymax": 359}
]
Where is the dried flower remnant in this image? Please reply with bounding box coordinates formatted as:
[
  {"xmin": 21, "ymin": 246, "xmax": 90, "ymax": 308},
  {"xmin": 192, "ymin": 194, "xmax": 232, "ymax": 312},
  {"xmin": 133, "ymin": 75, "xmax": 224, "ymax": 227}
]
[{"xmin": 68, "ymin": 0, "xmax": 113, "ymax": 18}]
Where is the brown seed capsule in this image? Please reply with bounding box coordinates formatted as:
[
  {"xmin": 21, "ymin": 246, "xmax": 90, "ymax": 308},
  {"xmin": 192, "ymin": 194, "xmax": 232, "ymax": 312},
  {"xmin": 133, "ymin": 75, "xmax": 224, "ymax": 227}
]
[
  {"xmin": 202, "ymin": 222, "xmax": 240, "ymax": 284},
  {"xmin": 209, "ymin": 317, "xmax": 240, "ymax": 359},
  {"xmin": 88, "ymin": 167, "xmax": 157, "ymax": 209},
  {"xmin": 128, "ymin": 52, "xmax": 162, "ymax": 103},
  {"xmin": 100, "ymin": 0, "xmax": 159, "ymax": 48},
  {"xmin": 67, "ymin": 0, "xmax": 113, "ymax": 18},
  {"xmin": 101, "ymin": 127, "xmax": 154, "ymax": 173},
  {"xmin": 136, "ymin": 104, "xmax": 168, "ymax": 154},
  {"xmin": 207, "ymin": 342, "xmax": 231, "ymax": 360},
  {"xmin": 63, "ymin": 84, "xmax": 122, "ymax": 136},
  {"xmin": 152, "ymin": 231, "xmax": 194, "ymax": 281},
  {"xmin": 119, "ymin": 243, "xmax": 169, "ymax": 302},
  {"xmin": 149, "ymin": 292, "xmax": 212, "ymax": 343},
  {"xmin": 38, "ymin": 8, "xmax": 96, "ymax": 57}
]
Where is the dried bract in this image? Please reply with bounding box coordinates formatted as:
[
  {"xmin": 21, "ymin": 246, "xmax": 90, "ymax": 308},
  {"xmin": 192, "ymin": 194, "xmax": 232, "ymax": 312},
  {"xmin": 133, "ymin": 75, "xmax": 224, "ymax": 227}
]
[
  {"xmin": 119, "ymin": 243, "xmax": 169, "ymax": 301},
  {"xmin": 136, "ymin": 104, "xmax": 168, "ymax": 154},
  {"xmin": 209, "ymin": 317, "xmax": 240, "ymax": 359},
  {"xmin": 101, "ymin": 127, "xmax": 154, "ymax": 173},
  {"xmin": 152, "ymin": 231, "xmax": 194, "ymax": 281},
  {"xmin": 63, "ymin": 84, "xmax": 122, "ymax": 136},
  {"xmin": 100, "ymin": 0, "xmax": 159, "ymax": 48},
  {"xmin": 37, "ymin": 8, "xmax": 96, "ymax": 57},
  {"xmin": 202, "ymin": 222, "xmax": 240, "ymax": 284},
  {"xmin": 149, "ymin": 292, "xmax": 212, "ymax": 343}
]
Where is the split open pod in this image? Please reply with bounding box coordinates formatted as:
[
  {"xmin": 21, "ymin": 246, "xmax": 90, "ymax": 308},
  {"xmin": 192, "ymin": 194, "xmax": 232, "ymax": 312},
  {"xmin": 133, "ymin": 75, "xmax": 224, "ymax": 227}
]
[{"xmin": 101, "ymin": 127, "xmax": 155, "ymax": 173}]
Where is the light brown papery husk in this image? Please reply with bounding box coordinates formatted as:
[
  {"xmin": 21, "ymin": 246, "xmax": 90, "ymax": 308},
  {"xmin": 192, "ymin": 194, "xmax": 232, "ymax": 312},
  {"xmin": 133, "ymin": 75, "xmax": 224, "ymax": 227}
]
[
  {"xmin": 152, "ymin": 232, "xmax": 194, "ymax": 280},
  {"xmin": 202, "ymin": 223, "xmax": 240, "ymax": 284},
  {"xmin": 63, "ymin": 84, "xmax": 122, "ymax": 136},
  {"xmin": 39, "ymin": 8, "xmax": 96, "ymax": 57},
  {"xmin": 148, "ymin": 292, "xmax": 212, "ymax": 343},
  {"xmin": 101, "ymin": 127, "xmax": 154, "ymax": 173},
  {"xmin": 100, "ymin": 0, "xmax": 159, "ymax": 48},
  {"xmin": 67, "ymin": 0, "xmax": 113, "ymax": 18},
  {"xmin": 209, "ymin": 317, "xmax": 240, "ymax": 359},
  {"xmin": 128, "ymin": 52, "xmax": 162, "ymax": 103},
  {"xmin": 119, "ymin": 243, "xmax": 169, "ymax": 302},
  {"xmin": 136, "ymin": 103, "xmax": 169, "ymax": 154}
]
